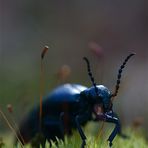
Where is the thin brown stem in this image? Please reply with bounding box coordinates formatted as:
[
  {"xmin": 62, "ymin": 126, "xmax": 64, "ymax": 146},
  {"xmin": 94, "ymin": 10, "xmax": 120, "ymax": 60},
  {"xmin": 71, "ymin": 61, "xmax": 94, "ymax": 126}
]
[
  {"xmin": 95, "ymin": 121, "xmax": 105, "ymax": 142},
  {"xmin": 39, "ymin": 46, "xmax": 49, "ymax": 131},
  {"xmin": 0, "ymin": 108, "xmax": 24, "ymax": 148},
  {"xmin": 7, "ymin": 112, "xmax": 25, "ymax": 144}
]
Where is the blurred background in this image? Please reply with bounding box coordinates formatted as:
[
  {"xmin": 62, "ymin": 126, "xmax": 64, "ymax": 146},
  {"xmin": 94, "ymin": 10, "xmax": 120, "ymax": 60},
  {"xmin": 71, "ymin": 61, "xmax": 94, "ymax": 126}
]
[{"xmin": 0, "ymin": 0, "xmax": 148, "ymax": 138}]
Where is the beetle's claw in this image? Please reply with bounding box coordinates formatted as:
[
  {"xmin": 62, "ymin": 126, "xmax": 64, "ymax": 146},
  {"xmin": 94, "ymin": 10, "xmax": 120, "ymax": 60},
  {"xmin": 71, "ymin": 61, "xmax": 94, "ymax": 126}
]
[
  {"xmin": 108, "ymin": 140, "xmax": 113, "ymax": 148},
  {"xmin": 81, "ymin": 140, "xmax": 86, "ymax": 148}
]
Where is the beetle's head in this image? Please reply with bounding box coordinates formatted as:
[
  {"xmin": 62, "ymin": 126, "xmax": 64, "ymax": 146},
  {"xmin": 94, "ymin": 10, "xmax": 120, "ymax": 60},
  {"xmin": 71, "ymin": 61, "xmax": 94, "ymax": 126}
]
[
  {"xmin": 81, "ymin": 85, "xmax": 112, "ymax": 114},
  {"xmin": 83, "ymin": 54, "xmax": 135, "ymax": 116},
  {"xmin": 94, "ymin": 85, "xmax": 112, "ymax": 113}
]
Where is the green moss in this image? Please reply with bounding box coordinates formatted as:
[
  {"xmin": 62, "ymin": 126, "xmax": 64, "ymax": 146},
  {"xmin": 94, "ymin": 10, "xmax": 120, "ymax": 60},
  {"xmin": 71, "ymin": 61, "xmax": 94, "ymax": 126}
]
[{"xmin": 2, "ymin": 127, "xmax": 148, "ymax": 148}]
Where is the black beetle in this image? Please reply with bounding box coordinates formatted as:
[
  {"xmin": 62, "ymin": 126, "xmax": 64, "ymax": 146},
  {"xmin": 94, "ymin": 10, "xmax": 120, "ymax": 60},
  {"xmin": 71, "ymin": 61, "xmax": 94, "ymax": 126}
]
[{"xmin": 17, "ymin": 52, "xmax": 135, "ymax": 148}]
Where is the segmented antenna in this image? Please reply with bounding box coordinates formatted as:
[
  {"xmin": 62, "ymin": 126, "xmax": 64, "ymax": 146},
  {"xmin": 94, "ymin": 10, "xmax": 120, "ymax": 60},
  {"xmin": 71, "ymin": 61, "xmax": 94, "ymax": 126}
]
[
  {"xmin": 111, "ymin": 53, "xmax": 135, "ymax": 98},
  {"xmin": 83, "ymin": 57, "xmax": 98, "ymax": 96}
]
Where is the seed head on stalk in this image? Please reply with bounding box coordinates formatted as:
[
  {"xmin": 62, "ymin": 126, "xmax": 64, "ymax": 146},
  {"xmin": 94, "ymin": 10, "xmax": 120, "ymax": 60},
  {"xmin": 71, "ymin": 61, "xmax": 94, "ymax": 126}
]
[{"xmin": 40, "ymin": 46, "xmax": 49, "ymax": 131}]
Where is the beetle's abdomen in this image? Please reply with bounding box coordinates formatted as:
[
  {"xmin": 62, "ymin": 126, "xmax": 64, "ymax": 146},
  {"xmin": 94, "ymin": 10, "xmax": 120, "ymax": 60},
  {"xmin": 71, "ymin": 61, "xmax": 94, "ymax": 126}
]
[
  {"xmin": 17, "ymin": 84, "xmax": 88, "ymax": 144},
  {"xmin": 42, "ymin": 84, "xmax": 88, "ymax": 116}
]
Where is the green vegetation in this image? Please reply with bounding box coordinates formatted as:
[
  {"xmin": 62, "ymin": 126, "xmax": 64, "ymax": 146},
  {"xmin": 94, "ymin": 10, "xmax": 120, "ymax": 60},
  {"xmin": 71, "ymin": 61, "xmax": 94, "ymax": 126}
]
[{"xmin": 0, "ymin": 124, "xmax": 147, "ymax": 148}]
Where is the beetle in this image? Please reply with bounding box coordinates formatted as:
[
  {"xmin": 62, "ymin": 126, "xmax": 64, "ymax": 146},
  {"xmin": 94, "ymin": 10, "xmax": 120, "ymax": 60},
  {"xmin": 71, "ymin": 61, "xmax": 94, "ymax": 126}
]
[{"xmin": 16, "ymin": 53, "xmax": 135, "ymax": 148}]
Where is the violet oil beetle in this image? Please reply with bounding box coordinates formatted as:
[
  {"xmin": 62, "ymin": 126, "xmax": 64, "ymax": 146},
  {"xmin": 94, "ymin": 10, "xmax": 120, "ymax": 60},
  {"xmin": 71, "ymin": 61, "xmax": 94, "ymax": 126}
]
[{"xmin": 17, "ymin": 52, "xmax": 135, "ymax": 148}]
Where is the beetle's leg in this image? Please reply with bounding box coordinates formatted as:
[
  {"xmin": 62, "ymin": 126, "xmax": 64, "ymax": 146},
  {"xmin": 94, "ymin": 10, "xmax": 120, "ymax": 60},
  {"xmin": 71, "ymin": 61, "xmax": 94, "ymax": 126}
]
[
  {"xmin": 94, "ymin": 112, "xmax": 120, "ymax": 147},
  {"xmin": 60, "ymin": 112, "xmax": 72, "ymax": 135},
  {"xmin": 75, "ymin": 115, "xmax": 86, "ymax": 148},
  {"xmin": 109, "ymin": 112, "xmax": 129, "ymax": 139},
  {"xmin": 105, "ymin": 113, "xmax": 120, "ymax": 147},
  {"xmin": 59, "ymin": 112, "xmax": 65, "ymax": 140}
]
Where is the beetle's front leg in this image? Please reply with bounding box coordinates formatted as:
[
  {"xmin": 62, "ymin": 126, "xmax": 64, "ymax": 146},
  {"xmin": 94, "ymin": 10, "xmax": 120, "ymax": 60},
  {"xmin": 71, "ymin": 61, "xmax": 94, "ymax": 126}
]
[
  {"xmin": 111, "ymin": 112, "xmax": 129, "ymax": 139},
  {"xmin": 75, "ymin": 115, "xmax": 87, "ymax": 148},
  {"xmin": 95, "ymin": 112, "xmax": 121, "ymax": 147},
  {"xmin": 105, "ymin": 112, "xmax": 120, "ymax": 147}
]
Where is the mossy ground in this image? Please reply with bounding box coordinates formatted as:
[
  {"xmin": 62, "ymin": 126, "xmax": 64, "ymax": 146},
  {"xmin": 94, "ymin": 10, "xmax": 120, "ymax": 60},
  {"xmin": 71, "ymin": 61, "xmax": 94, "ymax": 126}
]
[{"xmin": 1, "ymin": 124, "xmax": 147, "ymax": 148}]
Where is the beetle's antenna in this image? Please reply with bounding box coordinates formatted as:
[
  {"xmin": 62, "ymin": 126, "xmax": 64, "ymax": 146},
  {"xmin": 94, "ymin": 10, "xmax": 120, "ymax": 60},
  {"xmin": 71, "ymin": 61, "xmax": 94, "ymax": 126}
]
[
  {"xmin": 40, "ymin": 46, "xmax": 49, "ymax": 131},
  {"xmin": 83, "ymin": 57, "xmax": 98, "ymax": 96},
  {"xmin": 111, "ymin": 53, "xmax": 135, "ymax": 98}
]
